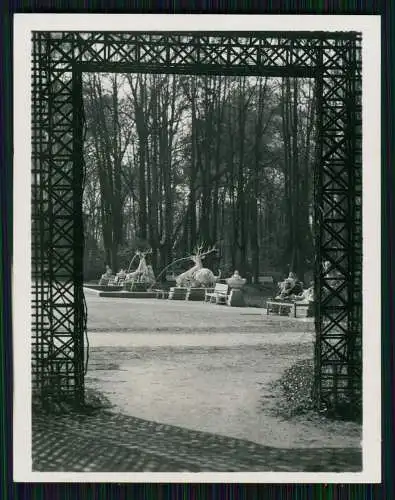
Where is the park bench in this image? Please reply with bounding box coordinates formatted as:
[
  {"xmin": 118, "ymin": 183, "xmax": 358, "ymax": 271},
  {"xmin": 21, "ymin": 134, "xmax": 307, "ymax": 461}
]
[
  {"xmin": 107, "ymin": 276, "xmax": 117, "ymax": 286},
  {"xmin": 294, "ymin": 301, "xmax": 314, "ymax": 318},
  {"xmin": 153, "ymin": 289, "xmax": 169, "ymax": 299},
  {"xmin": 266, "ymin": 300, "xmax": 314, "ymax": 318},
  {"xmin": 116, "ymin": 275, "xmax": 126, "ymax": 286},
  {"xmin": 205, "ymin": 283, "xmax": 229, "ymax": 304},
  {"xmin": 99, "ymin": 275, "xmax": 117, "ymax": 286},
  {"xmin": 257, "ymin": 276, "xmax": 274, "ymax": 285}
]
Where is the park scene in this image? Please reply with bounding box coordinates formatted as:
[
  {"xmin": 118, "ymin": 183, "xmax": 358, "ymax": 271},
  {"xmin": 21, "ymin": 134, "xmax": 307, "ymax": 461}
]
[{"xmin": 32, "ymin": 70, "xmax": 362, "ymax": 472}]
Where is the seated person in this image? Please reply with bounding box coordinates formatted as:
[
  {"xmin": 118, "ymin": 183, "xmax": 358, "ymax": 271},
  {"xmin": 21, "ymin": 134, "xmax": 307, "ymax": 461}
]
[
  {"xmin": 275, "ymin": 272, "xmax": 304, "ymax": 301},
  {"xmin": 292, "ymin": 280, "xmax": 303, "ymax": 296},
  {"xmin": 294, "ymin": 282, "xmax": 314, "ymax": 303},
  {"xmin": 99, "ymin": 264, "xmax": 113, "ymax": 285},
  {"xmin": 275, "ymin": 277, "xmax": 295, "ymax": 300},
  {"xmin": 305, "ymin": 285, "xmax": 314, "ymax": 302}
]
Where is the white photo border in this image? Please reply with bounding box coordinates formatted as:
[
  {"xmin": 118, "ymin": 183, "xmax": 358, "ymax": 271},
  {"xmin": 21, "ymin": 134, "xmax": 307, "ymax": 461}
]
[{"xmin": 13, "ymin": 14, "xmax": 381, "ymax": 483}]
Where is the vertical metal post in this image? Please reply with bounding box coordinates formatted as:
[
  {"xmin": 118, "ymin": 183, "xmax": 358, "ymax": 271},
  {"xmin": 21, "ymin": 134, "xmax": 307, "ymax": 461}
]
[
  {"xmin": 313, "ymin": 61, "xmax": 324, "ymax": 410},
  {"xmin": 72, "ymin": 68, "xmax": 85, "ymax": 406}
]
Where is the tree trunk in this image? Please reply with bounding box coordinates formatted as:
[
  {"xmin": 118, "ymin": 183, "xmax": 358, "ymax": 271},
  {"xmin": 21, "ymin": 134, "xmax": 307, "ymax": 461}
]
[{"xmin": 236, "ymin": 77, "xmax": 248, "ymax": 275}]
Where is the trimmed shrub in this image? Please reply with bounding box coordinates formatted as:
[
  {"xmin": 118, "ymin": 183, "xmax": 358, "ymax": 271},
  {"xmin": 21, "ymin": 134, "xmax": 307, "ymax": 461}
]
[{"xmin": 275, "ymin": 359, "xmax": 315, "ymax": 417}]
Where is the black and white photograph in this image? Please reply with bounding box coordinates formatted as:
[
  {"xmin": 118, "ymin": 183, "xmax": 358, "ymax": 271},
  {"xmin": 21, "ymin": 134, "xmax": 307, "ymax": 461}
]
[{"xmin": 13, "ymin": 14, "xmax": 381, "ymax": 482}]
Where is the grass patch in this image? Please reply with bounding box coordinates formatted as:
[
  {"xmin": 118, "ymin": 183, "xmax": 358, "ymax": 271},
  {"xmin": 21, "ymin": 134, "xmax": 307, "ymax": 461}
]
[
  {"xmin": 271, "ymin": 359, "xmax": 362, "ymax": 423},
  {"xmin": 32, "ymin": 387, "xmax": 114, "ymax": 416}
]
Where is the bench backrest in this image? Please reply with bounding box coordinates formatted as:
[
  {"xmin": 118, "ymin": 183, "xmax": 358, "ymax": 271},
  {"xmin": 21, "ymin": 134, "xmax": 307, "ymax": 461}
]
[
  {"xmin": 214, "ymin": 283, "xmax": 229, "ymax": 295},
  {"xmin": 258, "ymin": 276, "xmax": 274, "ymax": 284}
]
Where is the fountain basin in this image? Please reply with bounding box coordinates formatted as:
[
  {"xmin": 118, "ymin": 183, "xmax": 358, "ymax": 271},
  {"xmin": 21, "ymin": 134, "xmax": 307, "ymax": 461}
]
[
  {"xmin": 83, "ymin": 283, "xmax": 124, "ymax": 292},
  {"xmin": 83, "ymin": 287, "xmax": 157, "ymax": 299}
]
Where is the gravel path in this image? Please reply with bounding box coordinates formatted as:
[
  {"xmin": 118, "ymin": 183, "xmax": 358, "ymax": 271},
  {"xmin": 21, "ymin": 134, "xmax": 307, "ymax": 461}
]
[{"xmin": 85, "ymin": 292, "xmax": 315, "ymax": 333}]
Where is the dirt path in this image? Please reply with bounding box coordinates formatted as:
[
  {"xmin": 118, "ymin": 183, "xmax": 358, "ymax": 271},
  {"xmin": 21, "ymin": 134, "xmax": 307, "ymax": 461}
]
[{"xmin": 84, "ymin": 296, "xmax": 361, "ymax": 451}]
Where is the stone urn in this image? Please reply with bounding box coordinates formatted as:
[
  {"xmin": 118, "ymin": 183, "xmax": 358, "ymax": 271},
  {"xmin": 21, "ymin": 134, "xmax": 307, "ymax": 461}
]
[
  {"xmin": 226, "ymin": 271, "xmax": 246, "ymax": 290},
  {"xmin": 226, "ymin": 271, "xmax": 246, "ymax": 307}
]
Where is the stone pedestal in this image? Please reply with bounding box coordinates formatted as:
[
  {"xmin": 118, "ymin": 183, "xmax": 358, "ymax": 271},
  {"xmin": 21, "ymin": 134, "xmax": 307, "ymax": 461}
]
[
  {"xmin": 168, "ymin": 287, "xmax": 188, "ymax": 300},
  {"xmin": 186, "ymin": 287, "xmax": 206, "ymax": 301},
  {"xmin": 227, "ymin": 289, "xmax": 245, "ymax": 307},
  {"xmin": 124, "ymin": 281, "xmax": 149, "ymax": 292}
]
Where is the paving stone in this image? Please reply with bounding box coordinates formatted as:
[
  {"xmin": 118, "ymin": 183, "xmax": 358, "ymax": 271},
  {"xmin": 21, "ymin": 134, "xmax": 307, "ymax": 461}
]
[{"xmin": 32, "ymin": 410, "xmax": 362, "ymax": 472}]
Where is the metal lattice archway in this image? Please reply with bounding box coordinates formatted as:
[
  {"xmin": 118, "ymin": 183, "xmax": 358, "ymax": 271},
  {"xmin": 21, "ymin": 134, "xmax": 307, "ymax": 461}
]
[{"xmin": 31, "ymin": 31, "xmax": 362, "ymax": 413}]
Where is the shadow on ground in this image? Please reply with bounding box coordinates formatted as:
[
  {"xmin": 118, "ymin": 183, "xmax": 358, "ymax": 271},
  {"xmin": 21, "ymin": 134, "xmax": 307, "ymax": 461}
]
[{"xmin": 32, "ymin": 408, "xmax": 362, "ymax": 473}]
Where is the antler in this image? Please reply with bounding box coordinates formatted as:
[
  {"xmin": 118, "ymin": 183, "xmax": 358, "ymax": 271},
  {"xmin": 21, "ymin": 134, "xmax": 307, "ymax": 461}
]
[
  {"xmin": 193, "ymin": 242, "xmax": 217, "ymax": 259},
  {"xmin": 136, "ymin": 248, "xmax": 152, "ymax": 257},
  {"xmin": 200, "ymin": 245, "xmax": 217, "ymax": 258},
  {"xmin": 193, "ymin": 242, "xmax": 205, "ymax": 256}
]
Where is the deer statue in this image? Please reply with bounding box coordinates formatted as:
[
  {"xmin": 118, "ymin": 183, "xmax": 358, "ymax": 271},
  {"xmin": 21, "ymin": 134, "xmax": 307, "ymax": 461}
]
[
  {"xmin": 176, "ymin": 243, "xmax": 221, "ymax": 288},
  {"xmin": 126, "ymin": 249, "xmax": 155, "ymax": 284}
]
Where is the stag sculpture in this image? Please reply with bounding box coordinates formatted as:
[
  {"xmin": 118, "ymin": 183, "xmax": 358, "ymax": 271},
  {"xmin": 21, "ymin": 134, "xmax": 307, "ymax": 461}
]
[
  {"xmin": 176, "ymin": 244, "xmax": 221, "ymax": 288},
  {"xmin": 126, "ymin": 249, "xmax": 155, "ymax": 285}
]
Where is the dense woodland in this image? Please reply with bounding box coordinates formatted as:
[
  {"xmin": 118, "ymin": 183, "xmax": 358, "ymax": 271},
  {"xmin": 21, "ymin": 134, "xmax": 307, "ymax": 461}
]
[{"xmin": 82, "ymin": 73, "xmax": 317, "ymax": 282}]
